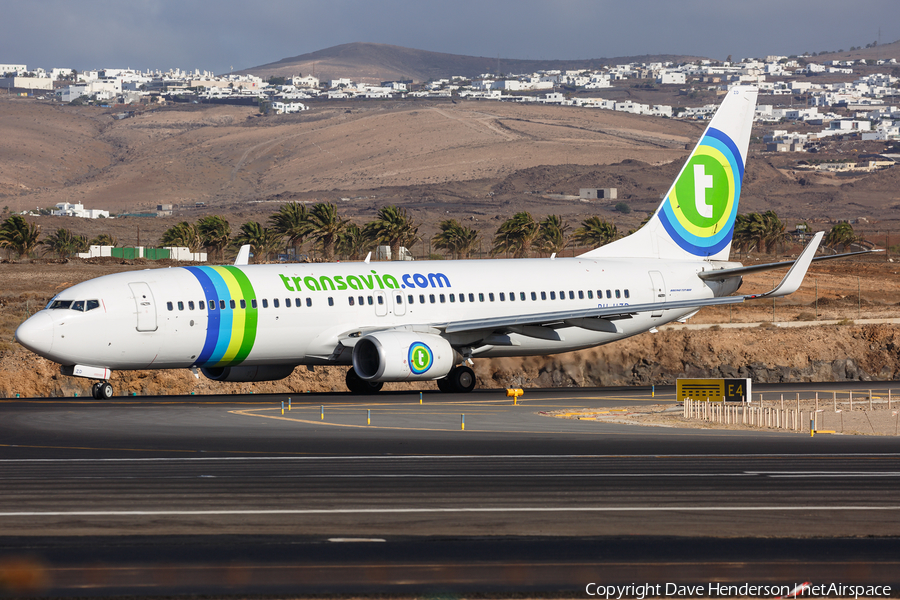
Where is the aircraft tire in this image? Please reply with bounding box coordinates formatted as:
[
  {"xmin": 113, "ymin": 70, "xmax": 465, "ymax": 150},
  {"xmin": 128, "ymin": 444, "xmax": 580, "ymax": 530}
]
[
  {"xmin": 448, "ymin": 365, "xmax": 476, "ymax": 393},
  {"xmin": 98, "ymin": 382, "xmax": 113, "ymax": 400},
  {"xmin": 436, "ymin": 377, "xmax": 454, "ymax": 393},
  {"xmin": 345, "ymin": 368, "xmax": 383, "ymax": 394},
  {"xmin": 91, "ymin": 382, "xmax": 102, "ymax": 399}
]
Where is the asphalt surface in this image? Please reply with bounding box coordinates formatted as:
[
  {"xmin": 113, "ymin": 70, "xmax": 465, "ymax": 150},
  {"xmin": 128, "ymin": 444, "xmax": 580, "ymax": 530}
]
[{"xmin": 1, "ymin": 382, "xmax": 899, "ymax": 596}]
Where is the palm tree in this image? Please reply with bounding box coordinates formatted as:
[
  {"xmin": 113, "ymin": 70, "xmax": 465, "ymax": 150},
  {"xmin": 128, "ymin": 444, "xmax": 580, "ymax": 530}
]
[
  {"xmin": 535, "ymin": 214, "xmax": 570, "ymax": 255},
  {"xmin": 89, "ymin": 232, "xmax": 118, "ymax": 247},
  {"xmin": 305, "ymin": 203, "xmax": 346, "ymax": 261},
  {"xmin": 42, "ymin": 228, "xmax": 88, "ymax": 258},
  {"xmin": 233, "ymin": 221, "xmax": 284, "ymax": 263},
  {"xmin": 269, "ymin": 202, "xmax": 309, "ymax": 257},
  {"xmin": 824, "ymin": 221, "xmax": 858, "ymax": 251},
  {"xmin": 491, "ymin": 212, "xmax": 539, "ymax": 258},
  {"xmin": 197, "ymin": 215, "xmax": 231, "ymax": 260},
  {"xmin": 573, "ymin": 216, "xmax": 618, "ymax": 248},
  {"xmin": 159, "ymin": 221, "xmax": 202, "ymax": 252},
  {"xmin": 432, "ymin": 219, "xmax": 480, "ymax": 259},
  {"xmin": 336, "ymin": 223, "xmax": 370, "ymax": 260},
  {"xmin": 364, "ymin": 205, "xmax": 419, "ymax": 260},
  {"xmin": 732, "ymin": 211, "xmax": 786, "ymax": 255},
  {"xmin": 0, "ymin": 215, "xmax": 41, "ymax": 258}
]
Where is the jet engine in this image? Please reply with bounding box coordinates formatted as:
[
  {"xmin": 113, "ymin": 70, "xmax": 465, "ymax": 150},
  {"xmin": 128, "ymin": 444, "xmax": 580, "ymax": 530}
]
[
  {"xmin": 352, "ymin": 331, "xmax": 457, "ymax": 382},
  {"xmin": 200, "ymin": 364, "xmax": 296, "ymax": 382}
]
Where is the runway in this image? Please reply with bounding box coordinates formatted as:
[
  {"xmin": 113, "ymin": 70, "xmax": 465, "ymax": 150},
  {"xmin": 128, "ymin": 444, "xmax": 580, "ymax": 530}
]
[{"xmin": 1, "ymin": 383, "xmax": 899, "ymax": 596}]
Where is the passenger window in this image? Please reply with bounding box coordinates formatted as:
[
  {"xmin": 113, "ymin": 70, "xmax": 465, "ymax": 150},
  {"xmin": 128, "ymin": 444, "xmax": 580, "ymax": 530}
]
[
  {"xmin": 220, "ymin": 300, "xmax": 226, "ymax": 310},
  {"xmin": 188, "ymin": 301, "xmax": 195, "ymax": 310},
  {"xmin": 449, "ymin": 294, "xmax": 455, "ymax": 303},
  {"xmin": 306, "ymin": 298, "xmax": 312, "ymax": 307},
  {"xmin": 284, "ymin": 298, "xmax": 290, "ymax": 308},
  {"xmin": 520, "ymin": 292, "xmax": 526, "ymax": 301},
  {"xmin": 231, "ymin": 300, "xmax": 237, "ymax": 309},
  {"xmin": 587, "ymin": 291, "xmax": 593, "ymax": 299},
  {"xmin": 531, "ymin": 292, "xmax": 537, "ymax": 301},
  {"xmin": 615, "ymin": 290, "xmax": 621, "ymax": 299},
  {"xmin": 499, "ymin": 293, "xmax": 505, "ymax": 301},
  {"xmin": 407, "ymin": 295, "xmax": 414, "ymax": 304},
  {"xmin": 378, "ymin": 296, "xmax": 384, "ymax": 305},
  {"xmin": 251, "ymin": 299, "xmax": 257, "ymax": 309},
  {"xmin": 478, "ymin": 293, "xmax": 485, "ymax": 302},
  {"xmin": 550, "ymin": 291, "xmax": 556, "ymax": 300},
  {"xmin": 624, "ymin": 289, "xmax": 630, "ymax": 299},
  {"xmin": 367, "ymin": 296, "xmax": 373, "ymax": 305},
  {"xmin": 240, "ymin": 299, "xmax": 246, "ymax": 309},
  {"xmin": 459, "ymin": 294, "xmax": 465, "ymax": 303},
  {"xmin": 72, "ymin": 300, "xmax": 86, "ymax": 311},
  {"xmin": 262, "ymin": 299, "xmax": 268, "ymax": 308},
  {"xmin": 429, "ymin": 294, "xmax": 435, "ymax": 303},
  {"xmin": 606, "ymin": 290, "xmax": 612, "ymax": 299},
  {"xmin": 468, "ymin": 293, "xmax": 475, "ymax": 302},
  {"xmin": 328, "ymin": 297, "xmax": 334, "ymax": 306},
  {"xmin": 541, "ymin": 292, "xmax": 547, "ymax": 300},
  {"xmin": 359, "ymin": 296, "xmax": 364, "ymax": 306},
  {"xmin": 349, "ymin": 297, "xmax": 355, "ymax": 306},
  {"xmin": 86, "ymin": 299, "xmax": 100, "ymax": 311},
  {"xmin": 295, "ymin": 298, "xmax": 302, "ymax": 307},
  {"xmin": 569, "ymin": 291, "xmax": 575, "ymax": 300},
  {"xmin": 439, "ymin": 294, "xmax": 445, "ymax": 303},
  {"xmin": 210, "ymin": 300, "xmax": 217, "ymax": 310},
  {"xmin": 420, "ymin": 295, "xmax": 425, "ymax": 304},
  {"xmin": 178, "ymin": 301, "xmax": 185, "ymax": 311},
  {"xmin": 166, "ymin": 301, "xmax": 173, "ymax": 311},
  {"xmin": 274, "ymin": 299, "xmax": 280, "ymax": 308},
  {"xmin": 396, "ymin": 295, "xmax": 403, "ymax": 304},
  {"xmin": 578, "ymin": 291, "xmax": 584, "ymax": 299}
]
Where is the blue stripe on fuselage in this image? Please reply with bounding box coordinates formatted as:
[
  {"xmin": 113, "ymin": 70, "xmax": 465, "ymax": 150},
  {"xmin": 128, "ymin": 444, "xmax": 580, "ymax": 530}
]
[{"xmin": 185, "ymin": 266, "xmax": 221, "ymax": 366}]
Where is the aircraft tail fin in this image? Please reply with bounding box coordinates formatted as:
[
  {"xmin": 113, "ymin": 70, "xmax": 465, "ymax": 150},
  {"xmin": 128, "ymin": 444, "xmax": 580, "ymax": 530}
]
[{"xmin": 580, "ymin": 85, "xmax": 758, "ymax": 262}]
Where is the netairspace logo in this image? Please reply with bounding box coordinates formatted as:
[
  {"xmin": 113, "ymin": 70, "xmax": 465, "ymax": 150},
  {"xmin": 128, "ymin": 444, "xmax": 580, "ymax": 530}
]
[{"xmin": 584, "ymin": 582, "xmax": 892, "ymax": 599}]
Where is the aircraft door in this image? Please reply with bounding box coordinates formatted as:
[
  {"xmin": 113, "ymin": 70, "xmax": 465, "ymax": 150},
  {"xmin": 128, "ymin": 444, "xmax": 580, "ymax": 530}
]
[
  {"xmin": 129, "ymin": 282, "xmax": 158, "ymax": 332},
  {"xmin": 374, "ymin": 291, "xmax": 388, "ymax": 317},
  {"xmin": 649, "ymin": 271, "xmax": 666, "ymax": 318}
]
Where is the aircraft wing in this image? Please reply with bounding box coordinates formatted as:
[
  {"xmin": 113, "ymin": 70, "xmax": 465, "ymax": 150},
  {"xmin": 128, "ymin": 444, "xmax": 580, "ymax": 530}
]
[
  {"xmin": 699, "ymin": 245, "xmax": 878, "ymax": 281},
  {"xmin": 433, "ymin": 231, "xmax": 825, "ymax": 336}
]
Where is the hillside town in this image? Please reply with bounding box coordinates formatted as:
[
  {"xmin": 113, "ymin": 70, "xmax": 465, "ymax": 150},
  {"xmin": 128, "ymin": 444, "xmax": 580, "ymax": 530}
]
[{"xmin": 2, "ymin": 52, "xmax": 899, "ymax": 144}]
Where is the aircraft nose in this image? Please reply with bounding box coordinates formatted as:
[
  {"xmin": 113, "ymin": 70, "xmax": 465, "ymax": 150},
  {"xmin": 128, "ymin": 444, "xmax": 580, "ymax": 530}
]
[{"xmin": 15, "ymin": 311, "xmax": 54, "ymax": 356}]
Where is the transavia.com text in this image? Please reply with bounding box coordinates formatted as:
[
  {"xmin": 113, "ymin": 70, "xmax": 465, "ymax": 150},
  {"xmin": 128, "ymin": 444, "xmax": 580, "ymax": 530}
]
[{"xmin": 584, "ymin": 583, "xmax": 892, "ymax": 599}]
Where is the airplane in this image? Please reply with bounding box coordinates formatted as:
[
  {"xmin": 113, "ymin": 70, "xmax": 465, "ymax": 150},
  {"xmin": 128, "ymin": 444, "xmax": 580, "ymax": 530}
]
[{"xmin": 14, "ymin": 85, "xmax": 850, "ymax": 399}]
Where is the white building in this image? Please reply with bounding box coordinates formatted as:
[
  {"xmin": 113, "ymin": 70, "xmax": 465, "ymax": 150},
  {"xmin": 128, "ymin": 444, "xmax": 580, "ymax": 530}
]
[
  {"xmin": 51, "ymin": 203, "xmax": 110, "ymax": 219},
  {"xmin": 270, "ymin": 101, "xmax": 308, "ymax": 114}
]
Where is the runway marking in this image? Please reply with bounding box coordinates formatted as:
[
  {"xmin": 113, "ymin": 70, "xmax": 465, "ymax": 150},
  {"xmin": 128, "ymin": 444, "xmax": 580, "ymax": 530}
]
[
  {"xmin": 4, "ymin": 472, "xmax": 899, "ymax": 480},
  {"xmin": 2, "ymin": 453, "xmax": 900, "ymax": 462},
  {"xmin": 0, "ymin": 506, "xmax": 898, "ymax": 517}
]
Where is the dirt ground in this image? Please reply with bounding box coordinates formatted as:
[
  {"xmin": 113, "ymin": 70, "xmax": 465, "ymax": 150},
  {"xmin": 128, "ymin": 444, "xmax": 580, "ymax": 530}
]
[{"xmin": 550, "ymin": 394, "xmax": 900, "ymax": 436}]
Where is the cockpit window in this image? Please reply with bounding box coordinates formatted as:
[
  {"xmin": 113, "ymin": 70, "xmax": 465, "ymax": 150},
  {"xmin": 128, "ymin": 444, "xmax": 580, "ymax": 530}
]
[
  {"xmin": 86, "ymin": 300, "xmax": 101, "ymax": 311},
  {"xmin": 71, "ymin": 300, "xmax": 85, "ymax": 311},
  {"xmin": 49, "ymin": 300, "xmax": 73, "ymax": 310}
]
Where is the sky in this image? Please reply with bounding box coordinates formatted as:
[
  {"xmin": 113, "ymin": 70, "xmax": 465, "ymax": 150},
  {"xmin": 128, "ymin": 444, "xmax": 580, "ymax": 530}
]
[{"xmin": 3, "ymin": 0, "xmax": 899, "ymax": 75}]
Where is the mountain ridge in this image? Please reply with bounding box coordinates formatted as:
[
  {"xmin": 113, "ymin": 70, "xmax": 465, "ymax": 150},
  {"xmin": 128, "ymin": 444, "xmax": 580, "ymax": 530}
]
[{"xmin": 234, "ymin": 42, "xmax": 708, "ymax": 83}]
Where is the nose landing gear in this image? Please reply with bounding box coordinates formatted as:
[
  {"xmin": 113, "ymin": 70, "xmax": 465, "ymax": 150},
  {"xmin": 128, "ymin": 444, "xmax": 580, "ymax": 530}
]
[{"xmin": 91, "ymin": 381, "xmax": 114, "ymax": 400}]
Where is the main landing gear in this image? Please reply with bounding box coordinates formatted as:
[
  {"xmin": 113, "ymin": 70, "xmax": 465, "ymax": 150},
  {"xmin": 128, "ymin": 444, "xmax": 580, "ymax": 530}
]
[
  {"xmin": 91, "ymin": 381, "xmax": 114, "ymax": 400},
  {"xmin": 345, "ymin": 368, "xmax": 384, "ymax": 395},
  {"xmin": 437, "ymin": 365, "xmax": 476, "ymax": 394}
]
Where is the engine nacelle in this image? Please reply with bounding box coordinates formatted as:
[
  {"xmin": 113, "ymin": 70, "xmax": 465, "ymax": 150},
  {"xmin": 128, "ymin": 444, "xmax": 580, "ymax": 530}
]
[
  {"xmin": 201, "ymin": 364, "xmax": 296, "ymax": 382},
  {"xmin": 352, "ymin": 331, "xmax": 457, "ymax": 382}
]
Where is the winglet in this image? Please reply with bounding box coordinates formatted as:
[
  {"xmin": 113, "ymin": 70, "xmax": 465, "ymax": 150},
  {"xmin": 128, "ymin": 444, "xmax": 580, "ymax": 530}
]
[
  {"xmin": 234, "ymin": 244, "xmax": 251, "ymax": 266},
  {"xmin": 745, "ymin": 231, "xmax": 823, "ymax": 299}
]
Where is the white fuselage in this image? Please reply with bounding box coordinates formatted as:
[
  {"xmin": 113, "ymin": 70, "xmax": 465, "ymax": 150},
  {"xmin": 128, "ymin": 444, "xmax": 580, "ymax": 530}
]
[{"xmin": 17, "ymin": 256, "xmax": 736, "ymax": 373}]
